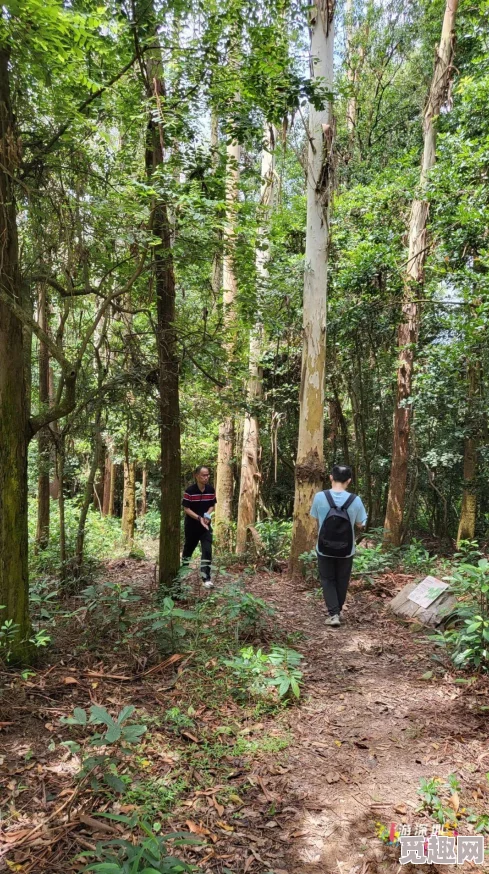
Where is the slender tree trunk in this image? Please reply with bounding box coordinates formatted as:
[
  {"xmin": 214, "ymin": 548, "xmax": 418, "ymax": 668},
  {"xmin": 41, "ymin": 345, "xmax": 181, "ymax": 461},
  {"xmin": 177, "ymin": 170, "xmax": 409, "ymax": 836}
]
[
  {"xmin": 108, "ymin": 461, "xmax": 116, "ymax": 517},
  {"xmin": 210, "ymin": 111, "xmax": 222, "ymax": 296},
  {"xmin": 122, "ymin": 441, "xmax": 136, "ymax": 544},
  {"xmin": 102, "ymin": 454, "xmax": 112, "ymax": 516},
  {"xmin": 75, "ymin": 416, "xmax": 102, "ymax": 573},
  {"xmin": 457, "ymin": 362, "xmax": 478, "ymax": 545},
  {"xmin": 0, "ymin": 45, "xmax": 30, "ymax": 661},
  {"xmin": 93, "ymin": 445, "xmax": 105, "ymax": 512},
  {"xmin": 138, "ymin": 3, "xmax": 181, "ymax": 591},
  {"xmin": 140, "ymin": 464, "xmax": 148, "ymax": 516},
  {"xmin": 214, "ymin": 139, "xmax": 240, "ymax": 548},
  {"xmin": 289, "ymin": 2, "xmax": 334, "ymax": 572},
  {"xmin": 49, "ymin": 367, "xmax": 60, "ymax": 499},
  {"xmin": 383, "ymin": 0, "xmax": 459, "ymax": 547},
  {"xmin": 58, "ymin": 436, "xmax": 66, "ymax": 571},
  {"xmin": 36, "ymin": 284, "xmax": 50, "ymax": 549},
  {"xmin": 236, "ymin": 126, "xmax": 275, "ymax": 553}
]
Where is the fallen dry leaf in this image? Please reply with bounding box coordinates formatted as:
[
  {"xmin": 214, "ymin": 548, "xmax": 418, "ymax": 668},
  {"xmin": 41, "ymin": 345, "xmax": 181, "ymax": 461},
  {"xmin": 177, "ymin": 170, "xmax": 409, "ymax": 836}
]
[
  {"xmin": 1, "ymin": 829, "xmax": 34, "ymax": 844},
  {"xmin": 326, "ymin": 772, "xmax": 340, "ymax": 784},
  {"xmin": 449, "ymin": 792, "xmax": 460, "ymax": 813},
  {"xmin": 395, "ymin": 804, "xmax": 407, "ymax": 815},
  {"xmin": 62, "ymin": 677, "xmax": 79, "ymax": 685}
]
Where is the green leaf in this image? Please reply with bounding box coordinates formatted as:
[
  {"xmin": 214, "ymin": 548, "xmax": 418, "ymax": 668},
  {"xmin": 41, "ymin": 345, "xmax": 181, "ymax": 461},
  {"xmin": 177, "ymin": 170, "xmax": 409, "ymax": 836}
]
[
  {"xmin": 121, "ymin": 724, "xmax": 147, "ymax": 743},
  {"xmin": 117, "ymin": 705, "xmax": 135, "ymax": 725},
  {"xmin": 104, "ymin": 722, "xmax": 122, "ymax": 743},
  {"xmin": 103, "ymin": 773, "xmax": 126, "ymax": 793},
  {"xmin": 89, "ymin": 705, "xmax": 113, "ymax": 726},
  {"xmin": 85, "ymin": 859, "xmax": 123, "ymax": 873},
  {"xmin": 290, "ymin": 677, "xmax": 301, "ymax": 698}
]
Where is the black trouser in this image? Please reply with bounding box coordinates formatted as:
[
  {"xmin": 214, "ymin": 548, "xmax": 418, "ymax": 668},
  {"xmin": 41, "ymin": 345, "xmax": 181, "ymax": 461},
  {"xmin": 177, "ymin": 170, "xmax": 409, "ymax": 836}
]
[
  {"xmin": 182, "ymin": 522, "xmax": 213, "ymax": 581},
  {"xmin": 317, "ymin": 555, "xmax": 354, "ymax": 616}
]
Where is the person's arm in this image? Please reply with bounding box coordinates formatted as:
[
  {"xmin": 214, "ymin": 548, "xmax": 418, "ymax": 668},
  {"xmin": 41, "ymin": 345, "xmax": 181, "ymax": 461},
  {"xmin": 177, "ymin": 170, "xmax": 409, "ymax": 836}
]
[
  {"xmin": 184, "ymin": 506, "xmax": 209, "ymax": 527},
  {"xmin": 354, "ymin": 498, "xmax": 368, "ymax": 531}
]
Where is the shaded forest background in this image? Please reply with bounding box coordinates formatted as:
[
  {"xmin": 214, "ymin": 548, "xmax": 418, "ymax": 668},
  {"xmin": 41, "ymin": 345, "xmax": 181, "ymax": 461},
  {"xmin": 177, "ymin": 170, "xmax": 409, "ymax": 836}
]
[{"xmin": 0, "ymin": 0, "xmax": 489, "ymax": 660}]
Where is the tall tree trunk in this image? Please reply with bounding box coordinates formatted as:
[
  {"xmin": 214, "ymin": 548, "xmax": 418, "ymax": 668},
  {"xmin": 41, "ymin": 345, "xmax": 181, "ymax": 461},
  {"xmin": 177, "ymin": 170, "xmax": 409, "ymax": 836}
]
[
  {"xmin": 102, "ymin": 454, "xmax": 113, "ymax": 516},
  {"xmin": 289, "ymin": 2, "xmax": 334, "ymax": 572},
  {"xmin": 236, "ymin": 126, "xmax": 275, "ymax": 553},
  {"xmin": 75, "ymin": 416, "xmax": 102, "ymax": 573},
  {"xmin": 383, "ymin": 0, "xmax": 459, "ymax": 547},
  {"xmin": 210, "ymin": 111, "xmax": 222, "ymax": 296},
  {"xmin": 457, "ymin": 362, "xmax": 478, "ymax": 545},
  {"xmin": 140, "ymin": 464, "xmax": 148, "ymax": 517},
  {"xmin": 122, "ymin": 458, "xmax": 136, "ymax": 544},
  {"xmin": 0, "ymin": 45, "xmax": 31, "ymax": 661},
  {"xmin": 108, "ymin": 461, "xmax": 116, "ymax": 517},
  {"xmin": 214, "ymin": 139, "xmax": 240, "ymax": 548},
  {"xmin": 36, "ymin": 284, "xmax": 50, "ymax": 549},
  {"xmin": 57, "ymin": 435, "xmax": 66, "ymax": 572},
  {"xmin": 141, "ymin": 8, "xmax": 181, "ymax": 591},
  {"xmin": 49, "ymin": 366, "xmax": 60, "ymax": 499}
]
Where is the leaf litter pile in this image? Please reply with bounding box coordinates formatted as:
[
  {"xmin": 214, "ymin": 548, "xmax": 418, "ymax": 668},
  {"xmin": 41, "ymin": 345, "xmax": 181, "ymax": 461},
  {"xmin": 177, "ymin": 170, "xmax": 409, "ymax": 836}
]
[{"xmin": 1, "ymin": 558, "xmax": 489, "ymax": 873}]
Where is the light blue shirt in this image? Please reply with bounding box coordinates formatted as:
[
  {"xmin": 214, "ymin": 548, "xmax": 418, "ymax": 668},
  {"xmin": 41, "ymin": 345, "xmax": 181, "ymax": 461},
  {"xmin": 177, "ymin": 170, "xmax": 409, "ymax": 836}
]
[{"xmin": 310, "ymin": 490, "xmax": 368, "ymax": 557}]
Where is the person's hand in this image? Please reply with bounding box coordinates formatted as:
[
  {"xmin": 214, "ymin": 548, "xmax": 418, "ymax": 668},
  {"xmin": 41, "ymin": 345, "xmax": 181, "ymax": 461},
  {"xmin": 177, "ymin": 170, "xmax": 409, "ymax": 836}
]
[{"xmin": 199, "ymin": 515, "xmax": 209, "ymax": 529}]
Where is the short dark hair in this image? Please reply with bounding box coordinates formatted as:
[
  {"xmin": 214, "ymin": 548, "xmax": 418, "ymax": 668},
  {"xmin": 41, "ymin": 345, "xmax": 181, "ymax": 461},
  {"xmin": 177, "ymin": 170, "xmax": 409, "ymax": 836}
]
[
  {"xmin": 331, "ymin": 464, "xmax": 352, "ymax": 483},
  {"xmin": 194, "ymin": 465, "xmax": 210, "ymax": 475}
]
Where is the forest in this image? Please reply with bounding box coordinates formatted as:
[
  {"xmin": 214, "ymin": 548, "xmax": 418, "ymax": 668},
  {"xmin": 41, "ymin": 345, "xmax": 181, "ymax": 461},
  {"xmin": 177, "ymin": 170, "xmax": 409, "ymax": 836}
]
[{"xmin": 1, "ymin": 0, "xmax": 489, "ymax": 871}]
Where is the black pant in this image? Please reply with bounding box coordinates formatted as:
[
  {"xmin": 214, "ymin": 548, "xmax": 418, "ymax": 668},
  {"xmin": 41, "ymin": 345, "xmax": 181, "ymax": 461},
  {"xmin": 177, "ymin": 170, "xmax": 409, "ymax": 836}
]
[
  {"xmin": 317, "ymin": 555, "xmax": 354, "ymax": 616},
  {"xmin": 182, "ymin": 522, "xmax": 213, "ymax": 581}
]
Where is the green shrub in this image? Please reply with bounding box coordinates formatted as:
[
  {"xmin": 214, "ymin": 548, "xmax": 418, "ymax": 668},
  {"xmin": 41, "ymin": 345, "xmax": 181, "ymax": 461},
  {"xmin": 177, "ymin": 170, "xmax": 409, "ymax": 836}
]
[
  {"xmin": 254, "ymin": 519, "xmax": 292, "ymax": 565},
  {"xmin": 80, "ymin": 812, "xmax": 199, "ymax": 873},
  {"xmin": 430, "ymin": 559, "xmax": 489, "ymax": 671}
]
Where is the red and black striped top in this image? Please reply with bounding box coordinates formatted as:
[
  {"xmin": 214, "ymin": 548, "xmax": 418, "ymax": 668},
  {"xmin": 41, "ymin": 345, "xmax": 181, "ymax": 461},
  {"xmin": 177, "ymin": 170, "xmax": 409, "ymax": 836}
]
[{"xmin": 182, "ymin": 482, "xmax": 217, "ymax": 518}]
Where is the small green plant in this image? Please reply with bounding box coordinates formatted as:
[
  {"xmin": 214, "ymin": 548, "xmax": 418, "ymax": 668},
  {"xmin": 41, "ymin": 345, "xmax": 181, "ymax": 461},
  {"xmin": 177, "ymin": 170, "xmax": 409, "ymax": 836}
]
[
  {"xmin": 164, "ymin": 706, "xmax": 196, "ymax": 734},
  {"xmin": 81, "ymin": 580, "xmax": 142, "ymax": 637},
  {"xmin": 0, "ymin": 609, "xmax": 21, "ymax": 663},
  {"xmin": 253, "ymin": 519, "xmax": 292, "ymax": 567},
  {"xmin": 299, "ymin": 550, "xmax": 318, "ymax": 585},
  {"xmin": 453, "ymin": 540, "xmax": 483, "ymax": 565},
  {"xmin": 80, "ymin": 812, "xmax": 199, "ymax": 873},
  {"xmin": 467, "ymin": 813, "xmax": 489, "ymax": 834},
  {"xmin": 224, "ymin": 645, "xmax": 303, "ymax": 702},
  {"xmin": 138, "ymin": 597, "xmax": 197, "ymax": 653},
  {"xmin": 266, "ymin": 646, "xmax": 303, "ymax": 699},
  {"xmin": 216, "ymin": 583, "xmax": 275, "ymax": 638},
  {"xmin": 400, "ymin": 539, "xmax": 434, "ymax": 571},
  {"xmin": 416, "ymin": 775, "xmax": 458, "ymax": 826},
  {"xmin": 60, "ymin": 704, "xmax": 147, "ymax": 793},
  {"xmin": 353, "ymin": 545, "xmax": 395, "ymax": 578}
]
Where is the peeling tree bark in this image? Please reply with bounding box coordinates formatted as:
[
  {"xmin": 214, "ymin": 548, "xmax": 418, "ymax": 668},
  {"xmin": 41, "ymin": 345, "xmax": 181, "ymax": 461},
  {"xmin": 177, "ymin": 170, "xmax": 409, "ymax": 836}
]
[
  {"xmin": 383, "ymin": 0, "xmax": 459, "ymax": 548},
  {"xmin": 289, "ymin": 1, "xmax": 334, "ymax": 573},
  {"xmin": 214, "ymin": 138, "xmax": 240, "ymax": 548},
  {"xmin": 236, "ymin": 126, "xmax": 275, "ymax": 554}
]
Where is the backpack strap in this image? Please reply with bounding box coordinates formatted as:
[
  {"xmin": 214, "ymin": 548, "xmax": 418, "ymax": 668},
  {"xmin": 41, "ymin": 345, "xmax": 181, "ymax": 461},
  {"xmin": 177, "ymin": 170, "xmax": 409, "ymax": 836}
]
[
  {"xmin": 343, "ymin": 493, "xmax": 357, "ymax": 511},
  {"xmin": 324, "ymin": 490, "xmax": 335, "ymax": 509}
]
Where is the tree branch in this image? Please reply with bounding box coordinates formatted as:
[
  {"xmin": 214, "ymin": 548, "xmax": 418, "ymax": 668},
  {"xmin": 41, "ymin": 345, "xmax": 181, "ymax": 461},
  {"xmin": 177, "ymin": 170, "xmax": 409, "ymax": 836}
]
[{"xmin": 23, "ymin": 55, "xmax": 138, "ymax": 168}]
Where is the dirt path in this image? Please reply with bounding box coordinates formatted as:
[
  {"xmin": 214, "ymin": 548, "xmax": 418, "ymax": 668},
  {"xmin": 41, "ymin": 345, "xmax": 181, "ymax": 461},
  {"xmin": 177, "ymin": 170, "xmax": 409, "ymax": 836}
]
[
  {"xmin": 1, "ymin": 561, "xmax": 489, "ymax": 873},
  {"xmin": 247, "ymin": 571, "xmax": 489, "ymax": 874}
]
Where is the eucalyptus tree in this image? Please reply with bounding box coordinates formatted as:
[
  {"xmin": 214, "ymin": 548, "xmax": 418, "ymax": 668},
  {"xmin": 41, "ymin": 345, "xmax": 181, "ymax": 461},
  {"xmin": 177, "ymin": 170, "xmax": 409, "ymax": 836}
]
[
  {"xmin": 383, "ymin": 0, "xmax": 459, "ymax": 547},
  {"xmin": 289, "ymin": 0, "xmax": 335, "ymax": 571}
]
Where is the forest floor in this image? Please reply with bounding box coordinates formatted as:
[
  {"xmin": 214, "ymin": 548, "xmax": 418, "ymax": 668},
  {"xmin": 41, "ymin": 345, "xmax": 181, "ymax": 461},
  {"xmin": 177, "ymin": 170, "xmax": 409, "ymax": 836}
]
[{"xmin": 1, "ymin": 555, "xmax": 489, "ymax": 874}]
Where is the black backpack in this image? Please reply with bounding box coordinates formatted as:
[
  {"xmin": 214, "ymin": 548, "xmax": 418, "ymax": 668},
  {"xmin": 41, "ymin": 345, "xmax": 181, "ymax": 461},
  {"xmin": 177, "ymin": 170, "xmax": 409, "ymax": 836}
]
[{"xmin": 318, "ymin": 491, "xmax": 357, "ymax": 557}]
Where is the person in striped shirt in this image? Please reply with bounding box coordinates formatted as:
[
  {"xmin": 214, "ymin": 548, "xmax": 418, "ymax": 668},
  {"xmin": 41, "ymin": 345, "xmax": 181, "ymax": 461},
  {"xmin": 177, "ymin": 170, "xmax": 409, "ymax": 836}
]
[{"xmin": 181, "ymin": 466, "xmax": 217, "ymax": 589}]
